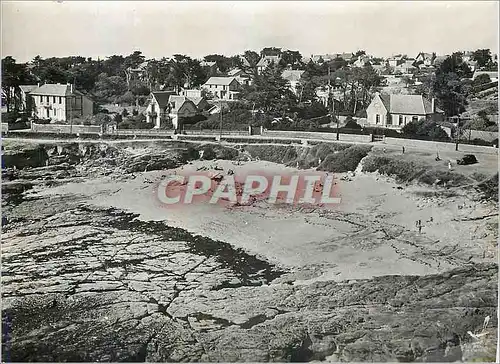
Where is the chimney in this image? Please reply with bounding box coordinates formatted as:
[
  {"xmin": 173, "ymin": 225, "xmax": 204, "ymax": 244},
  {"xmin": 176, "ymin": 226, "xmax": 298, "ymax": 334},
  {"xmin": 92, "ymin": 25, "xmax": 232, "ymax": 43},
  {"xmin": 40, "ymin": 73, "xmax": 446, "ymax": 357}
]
[{"xmin": 431, "ymin": 98, "xmax": 436, "ymax": 113}]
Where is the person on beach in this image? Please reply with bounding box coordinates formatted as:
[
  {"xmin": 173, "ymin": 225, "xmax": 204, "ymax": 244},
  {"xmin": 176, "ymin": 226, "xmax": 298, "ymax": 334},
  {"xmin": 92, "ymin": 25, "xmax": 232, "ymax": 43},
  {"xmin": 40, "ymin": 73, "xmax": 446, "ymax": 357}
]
[{"xmin": 402, "ymin": 146, "xmax": 405, "ymax": 154}]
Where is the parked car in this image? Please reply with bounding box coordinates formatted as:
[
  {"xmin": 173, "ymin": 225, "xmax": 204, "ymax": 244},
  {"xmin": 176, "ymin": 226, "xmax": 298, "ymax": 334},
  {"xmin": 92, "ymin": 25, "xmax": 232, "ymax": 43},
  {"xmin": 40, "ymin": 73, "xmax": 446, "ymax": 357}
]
[{"xmin": 457, "ymin": 154, "xmax": 478, "ymax": 165}]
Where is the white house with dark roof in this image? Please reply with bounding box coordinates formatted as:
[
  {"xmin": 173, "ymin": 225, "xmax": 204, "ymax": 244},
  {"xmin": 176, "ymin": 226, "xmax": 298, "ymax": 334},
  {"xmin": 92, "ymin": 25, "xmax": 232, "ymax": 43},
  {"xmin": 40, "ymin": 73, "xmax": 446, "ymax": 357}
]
[
  {"xmin": 145, "ymin": 91, "xmax": 200, "ymax": 129},
  {"xmin": 29, "ymin": 83, "xmax": 93, "ymax": 122},
  {"xmin": 227, "ymin": 68, "xmax": 252, "ymax": 86},
  {"xmin": 365, "ymin": 92, "xmax": 444, "ymax": 130},
  {"xmin": 201, "ymin": 77, "xmax": 241, "ymax": 100}
]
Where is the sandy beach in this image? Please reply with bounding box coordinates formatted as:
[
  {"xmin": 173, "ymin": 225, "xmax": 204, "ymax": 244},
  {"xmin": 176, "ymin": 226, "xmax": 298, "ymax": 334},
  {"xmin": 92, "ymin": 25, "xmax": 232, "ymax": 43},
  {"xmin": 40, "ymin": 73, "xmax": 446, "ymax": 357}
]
[{"xmin": 30, "ymin": 157, "xmax": 497, "ymax": 283}]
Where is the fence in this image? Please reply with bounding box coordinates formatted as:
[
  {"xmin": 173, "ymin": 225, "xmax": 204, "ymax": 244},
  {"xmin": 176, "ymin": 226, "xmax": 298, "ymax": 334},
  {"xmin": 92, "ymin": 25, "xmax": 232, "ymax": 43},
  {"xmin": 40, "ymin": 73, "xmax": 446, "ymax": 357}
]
[
  {"xmin": 263, "ymin": 130, "xmax": 372, "ymax": 143},
  {"xmin": 31, "ymin": 123, "xmax": 102, "ymax": 134},
  {"xmin": 384, "ymin": 137, "xmax": 497, "ymax": 154}
]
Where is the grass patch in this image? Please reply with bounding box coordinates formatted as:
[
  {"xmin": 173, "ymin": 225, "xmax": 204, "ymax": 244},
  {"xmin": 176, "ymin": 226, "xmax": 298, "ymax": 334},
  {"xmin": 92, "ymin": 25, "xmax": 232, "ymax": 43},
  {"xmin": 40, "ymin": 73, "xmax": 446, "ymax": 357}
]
[{"xmin": 362, "ymin": 155, "xmax": 470, "ymax": 187}]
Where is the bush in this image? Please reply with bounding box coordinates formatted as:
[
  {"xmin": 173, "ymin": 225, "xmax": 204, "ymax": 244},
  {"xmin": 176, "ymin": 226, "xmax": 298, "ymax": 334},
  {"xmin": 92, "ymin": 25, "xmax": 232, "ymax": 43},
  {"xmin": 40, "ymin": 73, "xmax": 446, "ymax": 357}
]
[
  {"xmin": 93, "ymin": 113, "xmax": 111, "ymax": 125},
  {"xmin": 114, "ymin": 114, "xmax": 123, "ymax": 123},
  {"xmin": 2, "ymin": 112, "xmax": 20, "ymax": 124},
  {"xmin": 132, "ymin": 109, "xmax": 139, "ymax": 116},
  {"xmin": 401, "ymin": 119, "xmax": 450, "ymax": 141},
  {"xmin": 317, "ymin": 145, "xmax": 372, "ymax": 173},
  {"xmin": 344, "ymin": 116, "xmax": 362, "ymax": 129}
]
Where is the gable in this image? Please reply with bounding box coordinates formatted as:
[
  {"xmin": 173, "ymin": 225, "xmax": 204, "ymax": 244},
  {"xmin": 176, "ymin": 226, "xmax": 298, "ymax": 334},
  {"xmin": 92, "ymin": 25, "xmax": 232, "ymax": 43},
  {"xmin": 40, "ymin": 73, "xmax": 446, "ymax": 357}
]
[
  {"xmin": 177, "ymin": 101, "xmax": 197, "ymax": 114},
  {"xmin": 368, "ymin": 94, "xmax": 388, "ymax": 114}
]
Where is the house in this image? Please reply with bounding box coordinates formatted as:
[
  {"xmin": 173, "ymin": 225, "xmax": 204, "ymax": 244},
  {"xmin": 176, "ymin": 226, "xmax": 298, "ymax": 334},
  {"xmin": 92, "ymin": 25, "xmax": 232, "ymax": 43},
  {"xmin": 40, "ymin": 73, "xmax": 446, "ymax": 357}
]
[
  {"xmin": 281, "ymin": 69, "xmax": 305, "ymax": 95},
  {"xmin": 227, "ymin": 68, "xmax": 252, "ymax": 86},
  {"xmin": 256, "ymin": 55, "xmax": 281, "ymax": 74},
  {"xmin": 387, "ymin": 55, "xmax": 406, "ymax": 68},
  {"xmin": 472, "ymin": 71, "xmax": 498, "ymax": 82},
  {"xmin": 145, "ymin": 91, "xmax": 199, "ymax": 129},
  {"xmin": 125, "ymin": 61, "xmax": 149, "ymax": 83},
  {"xmin": 365, "ymin": 92, "xmax": 444, "ymax": 130},
  {"xmin": 19, "ymin": 85, "xmax": 38, "ymax": 112},
  {"xmin": 338, "ymin": 52, "xmax": 355, "ymax": 62},
  {"xmin": 310, "ymin": 54, "xmax": 337, "ymax": 64},
  {"xmin": 201, "ymin": 77, "xmax": 241, "ymax": 100},
  {"xmin": 200, "ymin": 61, "xmax": 219, "ymax": 76},
  {"xmin": 353, "ymin": 56, "xmax": 371, "ymax": 68},
  {"xmin": 415, "ymin": 52, "xmax": 436, "ymax": 67},
  {"xmin": 29, "ymin": 83, "xmax": 93, "ymax": 122},
  {"xmin": 179, "ymin": 89, "xmax": 211, "ymax": 111},
  {"xmin": 395, "ymin": 60, "xmax": 417, "ymax": 74}
]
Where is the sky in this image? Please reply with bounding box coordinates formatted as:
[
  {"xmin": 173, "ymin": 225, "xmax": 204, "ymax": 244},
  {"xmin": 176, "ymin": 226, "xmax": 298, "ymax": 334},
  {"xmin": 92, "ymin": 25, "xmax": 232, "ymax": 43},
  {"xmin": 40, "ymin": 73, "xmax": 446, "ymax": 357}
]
[{"xmin": 2, "ymin": 1, "xmax": 498, "ymax": 62}]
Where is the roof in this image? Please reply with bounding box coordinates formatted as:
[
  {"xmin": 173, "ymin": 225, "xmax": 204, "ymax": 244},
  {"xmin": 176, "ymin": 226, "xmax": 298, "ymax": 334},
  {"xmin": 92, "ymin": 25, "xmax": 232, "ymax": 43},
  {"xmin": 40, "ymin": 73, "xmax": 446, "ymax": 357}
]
[
  {"xmin": 152, "ymin": 91, "xmax": 177, "ymax": 108},
  {"xmin": 281, "ymin": 70, "xmax": 305, "ymax": 81},
  {"xmin": 311, "ymin": 54, "xmax": 337, "ymax": 63},
  {"xmin": 19, "ymin": 85, "xmax": 38, "ymax": 93},
  {"xmin": 186, "ymin": 97, "xmax": 206, "ymax": 106},
  {"xmin": 417, "ymin": 52, "xmax": 434, "ymax": 60},
  {"xmin": 204, "ymin": 77, "xmax": 239, "ymax": 86},
  {"xmin": 239, "ymin": 56, "xmax": 251, "ymax": 67},
  {"xmin": 168, "ymin": 95, "xmax": 196, "ymax": 113},
  {"xmin": 227, "ymin": 68, "xmax": 243, "ymax": 76},
  {"xmin": 29, "ymin": 84, "xmax": 74, "ymax": 96},
  {"xmin": 377, "ymin": 93, "xmax": 443, "ymax": 115}
]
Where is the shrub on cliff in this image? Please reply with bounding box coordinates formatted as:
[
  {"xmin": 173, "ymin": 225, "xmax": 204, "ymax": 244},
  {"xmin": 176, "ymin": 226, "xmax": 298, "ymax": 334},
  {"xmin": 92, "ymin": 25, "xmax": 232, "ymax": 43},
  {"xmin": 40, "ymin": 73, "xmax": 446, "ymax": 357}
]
[{"xmin": 317, "ymin": 145, "xmax": 372, "ymax": 173}]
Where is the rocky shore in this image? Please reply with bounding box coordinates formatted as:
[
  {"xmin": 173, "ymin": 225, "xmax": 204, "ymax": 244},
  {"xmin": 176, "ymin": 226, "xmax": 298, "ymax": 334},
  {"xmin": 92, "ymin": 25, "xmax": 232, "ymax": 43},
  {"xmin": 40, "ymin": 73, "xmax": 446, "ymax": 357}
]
[{"xmin": 2, "ymin": 139, "xmax": 498, "ymax": 362}]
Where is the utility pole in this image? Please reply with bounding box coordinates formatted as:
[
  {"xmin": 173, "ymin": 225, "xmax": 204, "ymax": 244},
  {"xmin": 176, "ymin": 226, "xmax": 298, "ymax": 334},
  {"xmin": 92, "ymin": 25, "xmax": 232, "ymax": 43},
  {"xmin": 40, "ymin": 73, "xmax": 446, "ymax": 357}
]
[
  {"xmin": 69, "ymin": 90, "xmax": 73, "ymax": 134},
  {"xmin": 328, "ymin": 66, "xmax": 339, "ymax": 140},
  {"xmin": 219, "ymin": 99, "xmax": 223, "ymax": 142},
  {"xmin": 455, "ymin": 116, "xmax": 460, "ymax": 151}
]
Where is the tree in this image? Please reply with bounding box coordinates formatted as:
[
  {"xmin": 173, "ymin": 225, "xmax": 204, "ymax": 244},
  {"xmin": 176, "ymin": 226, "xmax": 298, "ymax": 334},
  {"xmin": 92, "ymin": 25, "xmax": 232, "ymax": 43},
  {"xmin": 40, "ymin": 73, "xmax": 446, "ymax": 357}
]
[
  {"xmin": 280, "ymin": 50, "xmax": 302, "ymax": 68},
  {"xmin": 241, "ymin": 62, "xmax": 296, "ymax": 117},
  {"xmin": 93, "ymin": 72, "xmax": 128, "ymax": 103},
  {"xmin": 237, "ymin": 50, "xmax": 260, "ymax": 79},
  {"xmin": 354, "ymin": 50, "xmax": 366, "ymax": 58},
  {"xmin": 1, "ymin": 56, "xmax": 36, "ymax": 112},
  {"xmin": 472, "ymin": 49, "xmax": 492, "ymax": 69},
  {"xmin": 204, "ymin": 54, "xmax": 232, "ymax": 73},
  {"xmin": 431, "ymin": 53, "xmax": 471, "ymax": 116}
]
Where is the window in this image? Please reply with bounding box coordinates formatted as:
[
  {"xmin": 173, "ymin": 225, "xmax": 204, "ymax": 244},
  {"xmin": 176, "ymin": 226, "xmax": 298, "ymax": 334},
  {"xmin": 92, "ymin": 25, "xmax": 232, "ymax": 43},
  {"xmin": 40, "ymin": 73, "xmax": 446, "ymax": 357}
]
[
  {"xmin": 375, "ymin": 114, "xmax": 380, "ymax": 124},
  {"xmin": 59, "ymin": 96, "xmax": 62, "ymax": 103},
  {"xmin": 399, "ymin": 115, "xmax": 403, "ymax": 125},
  {"xmin": 53, "ymin": 96, "xmax": 56, "ymax": 103},
  {"xmin": 387, "ymin": 115, "xmax": 392, "ymax": 125}
]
